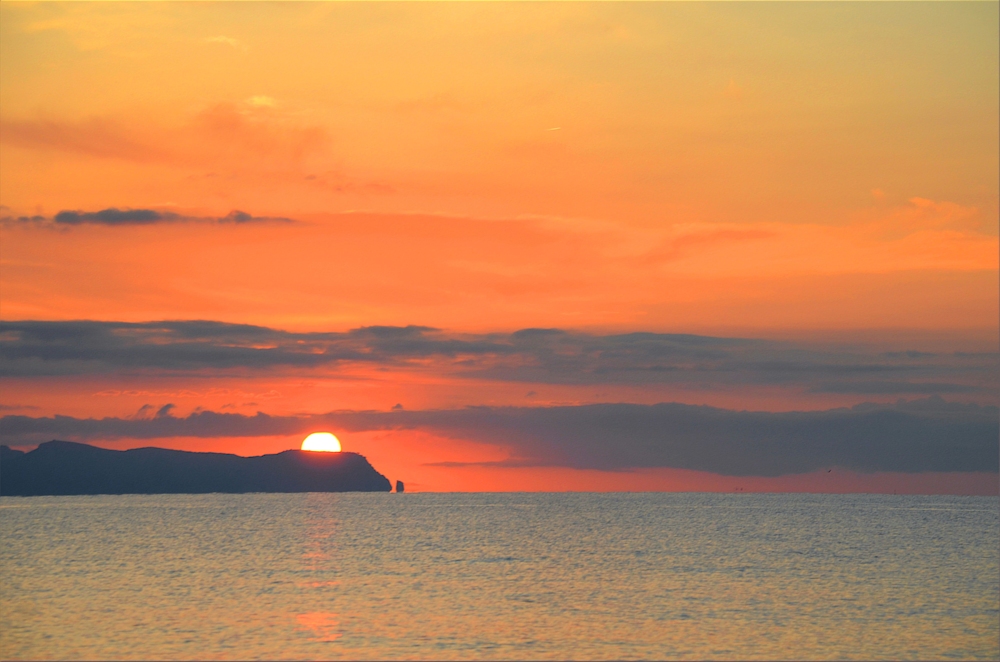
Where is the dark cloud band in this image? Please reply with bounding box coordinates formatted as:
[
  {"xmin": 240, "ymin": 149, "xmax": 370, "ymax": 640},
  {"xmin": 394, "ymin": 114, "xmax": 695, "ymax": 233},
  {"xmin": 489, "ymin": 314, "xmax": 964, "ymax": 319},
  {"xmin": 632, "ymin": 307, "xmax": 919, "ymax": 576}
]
[
  {"xmin": 1, "ymin": 398, "xmax": 995, "ymax": 476},
  {"xmin": 0, "ymin": 321, "xmax": 993, "ymax": 397},
  {"xmin": 54, "ymin": 208, "xmax": 169, "ymax": 225},
  {"xmin": 4, "ymin": 208, "xmax": 292, "ymax": 227}
]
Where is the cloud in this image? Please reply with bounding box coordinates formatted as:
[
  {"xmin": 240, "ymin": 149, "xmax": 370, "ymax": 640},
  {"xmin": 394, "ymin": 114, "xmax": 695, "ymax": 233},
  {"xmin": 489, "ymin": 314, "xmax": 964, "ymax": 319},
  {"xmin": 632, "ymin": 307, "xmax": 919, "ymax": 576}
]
[
  {"xmin": 2, "ymin": 398, "xmax": 995, "ymax": 476},
  {"xmin": 4, "ymin": 208, "xmax": 293, "ymax": 227},
  {"xmin": 155, "ymin": 404, "xmax": 175, "ymax": 418},
  {"xmin": 134, "ymin": 404, "xmax": 156, "ymax": 419},
  {"xmin": 863, "ymin": 197, "xmax": 990, "ymax": 239},
  {"xmin": 643, "ymin": 228, "xmax": 775, "ymax": 263},
  {"xmin": 0, "ymin": 116, "xmax": 166, "ymax": 162},
  {"xmin": 246, "ymin": 96, "xmax": 276, "ymax": 108},
  {"xmin": 16, "ymin": 4, "xmax": 176, "ymax": 53},
  {"xmin": 0, "ymin": 409, "xmax": 301, "ymax": 444},
  {"xmin": 1, "ymin": 103, "xmax": 330, "ymax": 168},
  {"xmin": 205, "ymin": 35, "xmax": 245, "ymax": 51},
  {"xmin": 810, "ymin": 381, "xmax": 985, "ymax": 395},
  {"xmin": 54, "ymin": 208, "xmax": 173, "ymax": 225},
  {"xmin": 337, "ymin": 398, "xmax": 998, "ymax": 475},
  {"xmin": 0, "ymin": 321, "xmax": 992, "ymax": 397},
  {"xmin": 630, "ymin": 208, "xmax": 997, "ymax": 277},
  {"xmin": 219, "ymin": 210, "xmax": 290, "ymax": 224}
]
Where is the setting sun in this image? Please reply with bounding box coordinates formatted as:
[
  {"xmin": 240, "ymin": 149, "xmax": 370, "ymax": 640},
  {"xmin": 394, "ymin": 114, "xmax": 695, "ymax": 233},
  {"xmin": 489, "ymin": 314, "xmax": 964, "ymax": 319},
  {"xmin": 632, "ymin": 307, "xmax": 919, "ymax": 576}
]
[{"xmin": 301, "ymin": 432, "xmax": 342, "ymax": 453}]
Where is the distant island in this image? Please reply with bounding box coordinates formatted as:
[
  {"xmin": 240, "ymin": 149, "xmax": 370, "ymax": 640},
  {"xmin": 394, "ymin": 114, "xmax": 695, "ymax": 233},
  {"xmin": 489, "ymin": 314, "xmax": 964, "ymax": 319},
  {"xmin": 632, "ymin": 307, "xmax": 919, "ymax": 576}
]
[{"xmin": 0, "ymin": 440, "xmax": 392, "ymax": 496}]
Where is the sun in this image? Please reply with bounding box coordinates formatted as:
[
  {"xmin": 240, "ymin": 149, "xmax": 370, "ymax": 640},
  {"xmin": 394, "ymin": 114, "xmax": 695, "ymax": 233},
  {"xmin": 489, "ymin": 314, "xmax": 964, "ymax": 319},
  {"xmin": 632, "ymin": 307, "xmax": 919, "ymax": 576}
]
[{"xmin": 301, "ymin": 432, "xmax": 342, "ymax": 453}]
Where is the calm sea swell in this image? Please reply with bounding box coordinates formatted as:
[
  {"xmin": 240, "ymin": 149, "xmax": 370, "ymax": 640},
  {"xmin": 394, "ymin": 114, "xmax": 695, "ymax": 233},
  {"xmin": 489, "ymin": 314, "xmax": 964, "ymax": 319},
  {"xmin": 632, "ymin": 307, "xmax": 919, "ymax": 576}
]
[{"xmin": 1, "ymin": 492, "xmax": 997, "ymax": 660}]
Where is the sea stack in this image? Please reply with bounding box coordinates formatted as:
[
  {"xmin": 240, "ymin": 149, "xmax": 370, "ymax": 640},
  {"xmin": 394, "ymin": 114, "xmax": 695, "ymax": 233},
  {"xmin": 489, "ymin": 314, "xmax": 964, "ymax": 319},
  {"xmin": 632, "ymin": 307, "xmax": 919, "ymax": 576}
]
[{"xmin": 395, "ymin": 480, "xmax": 405, "ymax": 493}]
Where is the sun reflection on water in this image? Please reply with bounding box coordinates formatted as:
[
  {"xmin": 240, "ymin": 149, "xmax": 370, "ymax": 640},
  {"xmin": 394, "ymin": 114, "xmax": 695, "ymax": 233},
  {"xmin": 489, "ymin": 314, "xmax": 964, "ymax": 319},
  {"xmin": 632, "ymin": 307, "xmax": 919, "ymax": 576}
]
[{"xmin": 296, "ymin": 612, "xmax": 342, "ymax": 642}]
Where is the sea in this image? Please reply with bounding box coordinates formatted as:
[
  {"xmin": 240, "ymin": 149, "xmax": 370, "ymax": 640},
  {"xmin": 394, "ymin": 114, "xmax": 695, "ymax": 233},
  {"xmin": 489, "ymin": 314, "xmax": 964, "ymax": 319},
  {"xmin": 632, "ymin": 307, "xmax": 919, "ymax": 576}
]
[{"xmin": 1, "ymin": 492, "xmax": 997, "ymax": 661}]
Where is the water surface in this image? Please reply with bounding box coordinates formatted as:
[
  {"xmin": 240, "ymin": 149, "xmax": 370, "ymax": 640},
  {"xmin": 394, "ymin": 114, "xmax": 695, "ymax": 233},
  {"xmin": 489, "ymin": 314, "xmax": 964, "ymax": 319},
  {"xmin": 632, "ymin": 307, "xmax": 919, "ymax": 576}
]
[{"xmin": 1, "ymin": 493, "xmax": 997, "ymax": 660}]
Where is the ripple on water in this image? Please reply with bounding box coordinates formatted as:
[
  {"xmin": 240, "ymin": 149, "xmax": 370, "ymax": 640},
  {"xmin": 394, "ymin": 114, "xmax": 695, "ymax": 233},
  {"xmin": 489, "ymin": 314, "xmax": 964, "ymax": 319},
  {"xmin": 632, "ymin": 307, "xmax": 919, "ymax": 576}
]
[{"xmin": 1, "ymin": 492, "xmax": 997, "ymax": 660}]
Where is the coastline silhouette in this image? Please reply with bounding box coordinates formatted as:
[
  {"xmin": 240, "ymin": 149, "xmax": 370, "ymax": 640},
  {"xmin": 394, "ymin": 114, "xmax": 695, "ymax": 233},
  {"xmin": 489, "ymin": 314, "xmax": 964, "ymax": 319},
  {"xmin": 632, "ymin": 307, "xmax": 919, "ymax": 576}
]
[{"xmin": 0, "ymin": 440, "xmax": 391, "ymax": 496}]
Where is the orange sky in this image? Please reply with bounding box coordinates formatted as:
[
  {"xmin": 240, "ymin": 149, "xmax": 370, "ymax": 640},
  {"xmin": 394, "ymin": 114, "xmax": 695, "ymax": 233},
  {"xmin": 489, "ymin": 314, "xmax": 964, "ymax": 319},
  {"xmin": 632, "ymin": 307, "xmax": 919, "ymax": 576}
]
[{"xmin": 0, "ymin": 3, "xmax": 997, "ymax": 494}]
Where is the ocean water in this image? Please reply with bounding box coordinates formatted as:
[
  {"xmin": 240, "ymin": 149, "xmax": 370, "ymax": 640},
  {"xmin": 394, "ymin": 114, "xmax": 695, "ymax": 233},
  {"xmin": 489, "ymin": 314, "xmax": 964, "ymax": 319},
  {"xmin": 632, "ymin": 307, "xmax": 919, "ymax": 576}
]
[{"xmin": 0, "ymin": 493, "xmax": 997, "ymax": 661}]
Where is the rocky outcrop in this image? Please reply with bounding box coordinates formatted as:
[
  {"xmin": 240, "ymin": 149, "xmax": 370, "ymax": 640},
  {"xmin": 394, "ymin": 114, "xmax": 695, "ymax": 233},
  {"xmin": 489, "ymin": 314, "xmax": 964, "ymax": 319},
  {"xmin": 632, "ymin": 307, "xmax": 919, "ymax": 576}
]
[{"xmin": 0, "ymin": 440, "xmax": 391, "ymax": 496}]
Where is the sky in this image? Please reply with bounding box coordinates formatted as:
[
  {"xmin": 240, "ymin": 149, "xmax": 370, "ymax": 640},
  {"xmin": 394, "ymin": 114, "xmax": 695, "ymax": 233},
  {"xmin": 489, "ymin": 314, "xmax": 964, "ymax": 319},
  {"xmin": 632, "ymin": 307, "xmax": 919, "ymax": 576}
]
[{"xmin": 0, "ymin": 2, "xmax": 997, "ymax": 494}]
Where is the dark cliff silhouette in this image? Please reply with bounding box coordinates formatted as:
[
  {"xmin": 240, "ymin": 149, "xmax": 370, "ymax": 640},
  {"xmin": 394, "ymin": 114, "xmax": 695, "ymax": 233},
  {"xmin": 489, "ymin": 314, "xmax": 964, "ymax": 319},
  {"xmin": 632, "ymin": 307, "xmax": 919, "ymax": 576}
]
[
  {"xmin": 0, "ymin": 440, "xmax": 391, "ymax": 496},
  {"xmin": 395, "ymin": 480, "xmax": 405, "ymax": 493}
]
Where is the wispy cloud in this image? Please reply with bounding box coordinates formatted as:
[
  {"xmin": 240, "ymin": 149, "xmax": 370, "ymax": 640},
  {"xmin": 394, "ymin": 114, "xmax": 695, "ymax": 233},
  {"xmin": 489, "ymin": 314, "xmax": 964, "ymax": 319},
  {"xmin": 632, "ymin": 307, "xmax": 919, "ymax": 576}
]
[
  {"xmin": 0, "ymin": 103, "xmax": 329, "ymax": 168},
  {"xmin": 0, "ymin": 404, "xmax": 39, "ymax": 412},
  {"xmin": 2, "ymin": 398, "xmax": 995, "ymax": 476},
  {"xmin": 0, "ymin": 117, "xmax": 167, "ymax": 162},
  {"xmin": 246, "ymin": 95, "xmax": 276, "ymax": 108},
  {"xmin": 205, "ymin": 35, "xmax": 246, "ymax": 51}
]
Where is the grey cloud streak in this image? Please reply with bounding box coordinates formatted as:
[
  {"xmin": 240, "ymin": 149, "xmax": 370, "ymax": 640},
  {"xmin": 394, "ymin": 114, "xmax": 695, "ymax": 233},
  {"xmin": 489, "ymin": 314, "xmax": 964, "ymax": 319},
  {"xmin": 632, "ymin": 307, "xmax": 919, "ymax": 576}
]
[
  {"xmin": 1, "ymin": 398, "xmax": 995, "ymax": 476},
  {"xmin": 0, "ymin": 410, "xmax": 300, "ymax": 443},
  {"xmin": 0, "ymin": 320, "xmax": 993, "ymax": 397},
  {"xmin": 3, "ymin": 208, "xmax": 292, "ymax": 227}
]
